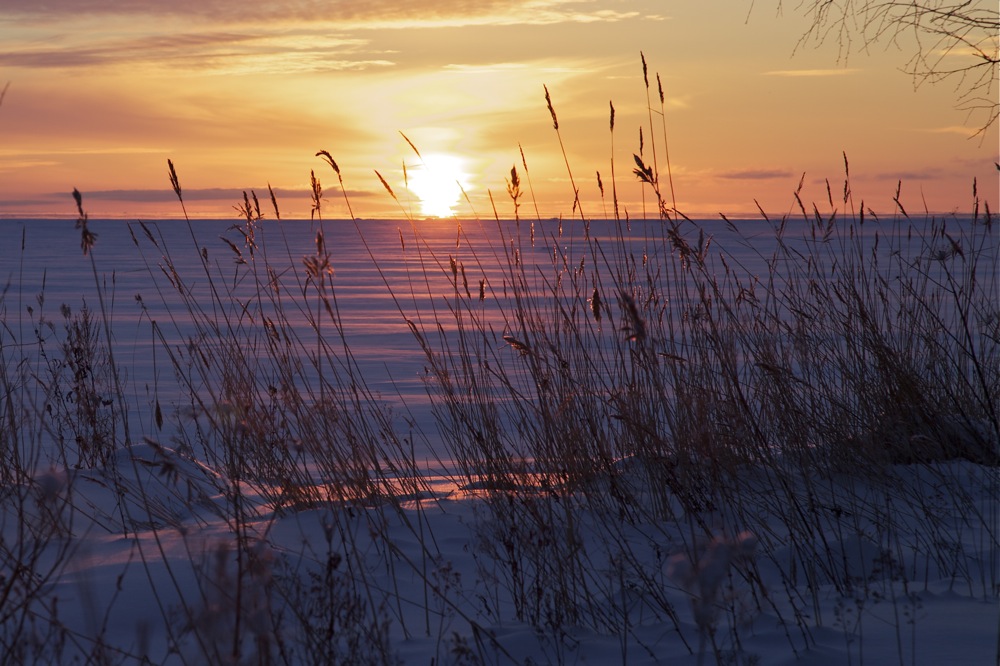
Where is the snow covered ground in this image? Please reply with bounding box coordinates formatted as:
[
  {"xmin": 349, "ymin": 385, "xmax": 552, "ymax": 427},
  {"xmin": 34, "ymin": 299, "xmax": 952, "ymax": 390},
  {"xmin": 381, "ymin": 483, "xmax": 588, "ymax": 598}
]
[
  {"xmin": 2, "ymin": 215, "xmax": 997, "ymax": 664},
  {"xmin": 5, "ymin": 441, "xmax": 996, "ymax": 665}
]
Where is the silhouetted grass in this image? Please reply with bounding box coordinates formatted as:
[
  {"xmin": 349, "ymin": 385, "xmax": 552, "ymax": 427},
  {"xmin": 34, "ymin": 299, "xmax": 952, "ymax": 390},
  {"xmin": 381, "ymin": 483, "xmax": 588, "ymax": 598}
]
[{"xmin": 0, "ymin": 55, "xmax": 995, "ymax": 665}]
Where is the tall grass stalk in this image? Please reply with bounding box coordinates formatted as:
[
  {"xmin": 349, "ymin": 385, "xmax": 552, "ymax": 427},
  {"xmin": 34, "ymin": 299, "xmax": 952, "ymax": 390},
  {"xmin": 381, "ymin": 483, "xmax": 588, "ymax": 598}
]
[{"xmin": 0, "ymin": 59, "xmax": 995, "ymax": 664}]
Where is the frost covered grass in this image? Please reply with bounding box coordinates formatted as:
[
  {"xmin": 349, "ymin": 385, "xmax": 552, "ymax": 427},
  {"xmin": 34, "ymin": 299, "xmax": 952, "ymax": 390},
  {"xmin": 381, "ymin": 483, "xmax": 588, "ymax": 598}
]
[{"xmin": 0, "ymin": 70, "xmax": 997, "ymax": 664}]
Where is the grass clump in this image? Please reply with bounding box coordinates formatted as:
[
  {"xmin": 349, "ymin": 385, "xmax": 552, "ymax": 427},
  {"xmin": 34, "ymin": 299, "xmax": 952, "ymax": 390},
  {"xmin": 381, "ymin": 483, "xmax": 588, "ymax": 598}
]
[{"xmin": 0, "ymin": 55, "xmax": 995, "ymax": 665}]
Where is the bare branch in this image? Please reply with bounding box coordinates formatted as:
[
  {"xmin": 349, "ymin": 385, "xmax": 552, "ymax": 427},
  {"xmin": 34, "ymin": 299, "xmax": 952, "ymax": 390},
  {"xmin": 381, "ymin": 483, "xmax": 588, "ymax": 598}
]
[{"xmin": 786, "ymin": 1, "xmax": 998, "ymax": 132}]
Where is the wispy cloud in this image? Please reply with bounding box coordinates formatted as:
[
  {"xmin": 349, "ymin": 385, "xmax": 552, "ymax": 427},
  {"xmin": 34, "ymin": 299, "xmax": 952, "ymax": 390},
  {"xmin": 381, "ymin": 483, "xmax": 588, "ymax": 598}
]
[
  {"xmin": 763, "ymin": 68, "xmax": 859, "ymax": 77},
  {"xmin": 0, "ymin": 147, "xmax": 171, "ymax": 157},
  {"xmin": 47, "ymin": 186, "xmax": 376, "ymax": 203},
  {"xmin": 62, "ymin": 187, "xmax": 282, "ymax": 203},
  {"xmin": 443, "ymin": 63, "xmax": 530, "ymax": 74},
  {"xmin": 1, "ymin": 1, "xmax": 656, "ymax": 78},
  {"xmin": 918, "ymin": 125, "xmax": 981, "ymax": 138},
  {"xmin": 869, "ymin": 167, "xmax": 947, "ymax": 181},
  {"xmin": 717, "ymin": 168, "xmax": 795, "ymax": 180},
  {"xmin": 4, "ymin": 1, "xmax": 647, "ymax": 27},
  {"xmin": 0, "ymin": 159, "xmax": 60, "ymax": 172},
  {"xmin": 0, "ymin": 31, "xmax": 393, "ymax": 74}
]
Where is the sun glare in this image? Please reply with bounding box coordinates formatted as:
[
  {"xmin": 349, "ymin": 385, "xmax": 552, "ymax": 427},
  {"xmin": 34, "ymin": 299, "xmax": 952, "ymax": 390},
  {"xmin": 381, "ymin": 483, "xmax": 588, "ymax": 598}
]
[{"xmin": 406, "ymin": 154, "xmax": 469, "ymax": 218}]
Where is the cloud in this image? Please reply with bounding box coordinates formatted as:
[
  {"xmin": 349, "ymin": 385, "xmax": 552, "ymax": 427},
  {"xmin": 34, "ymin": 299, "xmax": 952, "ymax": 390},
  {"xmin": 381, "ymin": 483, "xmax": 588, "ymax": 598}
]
[
  {"xmin": 763, "ymin": 68, "xmax": 860, "ymax": 77},
  {"xmin": 0, "ymin": 147, "xmax": 170, "ymax": 157},
  {"xmin": 0, "ymin": 31, "xmax": 394, "ymax": 74},
  {"xmin": 4, "ymin": 1, "xmax": 646, "ymax": 27},
  {"xmin": 0, "ymin": 2, "xmax": 656, "ymax": 78},
  {"xmin": 59, "ymin": 186, "xmax": 376, "ymax": 203},
  {"xmin": 0, "ymin": 159, "xmax": 60, "ymax": 172},
  {"xmin": 443, "ymin": 63, "xmax": 530, "ymax": 74},
  {"xmin": 444, "ymin": 60, "xmax": 603, "ymax": 80},
  {"xmin": 869, "ymin": 168, "xmax": 947, "ymax": 181},
  {"xmin": 0, "ymin": 32, "xmax": 250, "ymax": 68},
  {"xmin": 949, "ymin": 156, "xmax": 999, "ymax": 170},
  {"xmin": 71, "ymin": 188, "xmax": 260, "ymax": 203},
  {"xmin": 919, "ymin": 125, "xmax": 981, "ymax": 138},
  {"xmin": 717, "ymin": 169, "xmax": 795, "ymax": 180},
  {"xmin": 0, "ymin": 198, "xmax": 73, "ymax": 211}
]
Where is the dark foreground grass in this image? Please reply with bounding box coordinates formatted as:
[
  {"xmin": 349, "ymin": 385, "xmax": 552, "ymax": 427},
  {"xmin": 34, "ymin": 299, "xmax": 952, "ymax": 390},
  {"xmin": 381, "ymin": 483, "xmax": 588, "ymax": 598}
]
[{"xmin": 0, "ymin": 66, "xmax": 996, "ymax": 665}]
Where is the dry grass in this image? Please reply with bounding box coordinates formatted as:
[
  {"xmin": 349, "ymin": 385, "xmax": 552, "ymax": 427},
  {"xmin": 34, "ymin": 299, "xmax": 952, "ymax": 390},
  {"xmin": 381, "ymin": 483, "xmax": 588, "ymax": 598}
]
[{"xmin": 0, "ymin": 56, "xmax": 996, "ymax": 664}]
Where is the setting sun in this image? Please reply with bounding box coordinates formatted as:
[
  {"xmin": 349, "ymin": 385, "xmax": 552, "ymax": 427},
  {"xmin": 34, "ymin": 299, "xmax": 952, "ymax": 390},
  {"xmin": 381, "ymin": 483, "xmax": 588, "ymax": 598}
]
[
  {"xmin": 0, "ymin": 3, "xmax": 994, "ymax": 219},
  {"xmin": 406, "ymin": 154, "xmax": 469, "ymax": 218}
]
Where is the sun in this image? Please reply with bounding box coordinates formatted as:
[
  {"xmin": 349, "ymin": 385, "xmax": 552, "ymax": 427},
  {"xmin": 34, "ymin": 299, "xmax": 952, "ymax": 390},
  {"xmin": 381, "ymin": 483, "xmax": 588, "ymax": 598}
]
[{"xmin": 406, "ymin": 154, "xmax": 469, "ymax": 218}]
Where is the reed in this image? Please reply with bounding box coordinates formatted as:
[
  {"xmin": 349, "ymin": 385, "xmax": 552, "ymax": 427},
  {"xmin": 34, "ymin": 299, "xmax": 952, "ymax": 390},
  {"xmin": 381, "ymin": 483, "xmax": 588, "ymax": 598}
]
[{"xmin": 0, "ymin": 54, "xmax": 995, "ymax": 665}]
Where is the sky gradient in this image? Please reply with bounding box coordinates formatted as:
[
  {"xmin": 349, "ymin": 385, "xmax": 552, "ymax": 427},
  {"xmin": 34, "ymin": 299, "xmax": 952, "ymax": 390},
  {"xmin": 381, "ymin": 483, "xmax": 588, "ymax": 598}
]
[{"xmin": 1, "ymin": 1, "xmax": 996, "ymax": 220}]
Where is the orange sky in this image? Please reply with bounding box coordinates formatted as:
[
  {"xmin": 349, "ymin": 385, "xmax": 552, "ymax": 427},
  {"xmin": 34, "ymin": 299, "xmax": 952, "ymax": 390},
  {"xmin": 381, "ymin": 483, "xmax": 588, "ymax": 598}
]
[{"xmin": 1, "ymin": 1, "xmax": 996, "ymax": 220}]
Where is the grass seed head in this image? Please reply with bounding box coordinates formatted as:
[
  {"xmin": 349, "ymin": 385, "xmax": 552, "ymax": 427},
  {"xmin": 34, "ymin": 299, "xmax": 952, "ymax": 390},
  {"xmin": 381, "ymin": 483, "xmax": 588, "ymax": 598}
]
[
  {"xmin": 544, "ymin": 85, "xmax": 559, "ymax": 130},
  {"xmin": 72, "ymin": 188, "xmax": 97, "ymax": 255}
]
